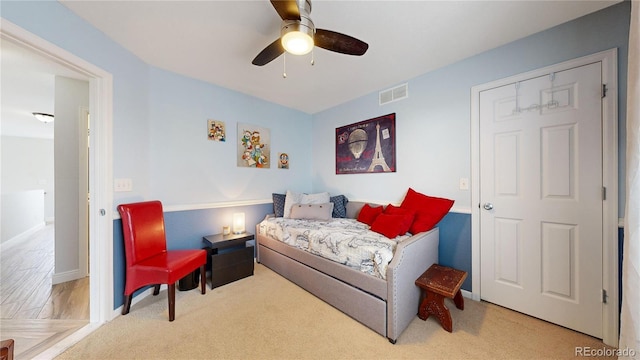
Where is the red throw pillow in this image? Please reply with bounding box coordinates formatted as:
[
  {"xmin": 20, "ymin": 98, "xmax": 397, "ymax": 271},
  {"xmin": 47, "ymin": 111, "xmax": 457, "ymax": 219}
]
[
  {"xmin": 400, "ymin": 188, "xmax": 454, "ymax": 234},
  {"xmin": 370, "ymin": 213, "xmax": 406, "ymax": 239},
  {"xmin": 384, "ymin": 204, "xmax": 415, "ymax": 235},
  {"xmin": 357, "ymin": 203, "xmax": 383, "ymax": 226}
]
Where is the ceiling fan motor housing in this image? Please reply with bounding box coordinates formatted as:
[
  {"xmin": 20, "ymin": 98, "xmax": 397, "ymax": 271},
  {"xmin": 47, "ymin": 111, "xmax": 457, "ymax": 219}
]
[
  {"xmin": 281, "ymin": 0, "xmax": 314, "ymax": 36},
  {"xmin": 281, "ymin": 17, "xmax": 315, "ymax": 40}
]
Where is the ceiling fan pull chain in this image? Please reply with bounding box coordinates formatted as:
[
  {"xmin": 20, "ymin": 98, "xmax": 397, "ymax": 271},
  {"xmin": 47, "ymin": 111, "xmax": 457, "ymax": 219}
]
[
  {"xmin": 283, "ymin": 53, "xmax": 287, "ymax": 78},
  {"xmin": 516, "ymin": 81, "xmax": 520, "ymax": 113},
  {"xmin": 311, "ymin": 48, "xmax": 315, "ymax": 66},
  {"xmin": 548, "ymin": 72, "xmax": 558, "ymax": 109}
]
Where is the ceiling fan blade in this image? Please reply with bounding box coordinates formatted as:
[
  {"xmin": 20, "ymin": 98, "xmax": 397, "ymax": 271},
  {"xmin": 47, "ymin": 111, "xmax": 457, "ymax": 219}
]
[
  {"xmin": 314, "ymin": 29, "xmax": 368, "ymax": 56},
  {"xmin": 252, "ymin": 38, "xmax": 285, "ymax": 66},
  {"xmin": 270, "ymin": 0, "xmax": 301, "ymax": 21}
]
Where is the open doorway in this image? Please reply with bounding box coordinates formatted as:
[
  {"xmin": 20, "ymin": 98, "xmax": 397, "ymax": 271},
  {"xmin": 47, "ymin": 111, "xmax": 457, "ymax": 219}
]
[
  {"xmin": 1, "ymin": 19, "xmax": 114, "ymax": 358},
  {"xmin": 0, "ymin": 38, "xmax": 90, "ymax": 358}
]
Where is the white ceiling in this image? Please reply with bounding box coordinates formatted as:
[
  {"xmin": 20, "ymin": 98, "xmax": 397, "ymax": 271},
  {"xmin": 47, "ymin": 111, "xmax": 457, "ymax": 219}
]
[
  {"xmin": 59, "ymin": 0, "xmax": 619, "ymax": 114},
  {"xmin": 1, "ymin": 38, "xmax": 89, "ymax": 139},
  {"xmin": 1, "ymin": 0, "xmax": 621, "ymax": 139}
]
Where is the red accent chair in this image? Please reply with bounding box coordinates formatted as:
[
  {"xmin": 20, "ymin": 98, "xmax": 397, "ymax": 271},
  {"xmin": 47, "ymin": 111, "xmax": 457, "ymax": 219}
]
[{"xmin": 118, "ymin": 200, "xmax": 207, "ymax": 321}]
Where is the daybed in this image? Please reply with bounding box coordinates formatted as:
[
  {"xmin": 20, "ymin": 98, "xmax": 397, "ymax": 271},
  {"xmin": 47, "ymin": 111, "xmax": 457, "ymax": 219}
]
[{"xmin": 256, "ymin": 201, "xmax": 439, "ymax": 343}]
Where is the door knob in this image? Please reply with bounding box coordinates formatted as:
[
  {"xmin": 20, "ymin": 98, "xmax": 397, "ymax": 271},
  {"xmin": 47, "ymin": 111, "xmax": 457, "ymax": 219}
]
[{"xmin": 483, "ymin": 203, "xmax": 494, "ymax": 210}]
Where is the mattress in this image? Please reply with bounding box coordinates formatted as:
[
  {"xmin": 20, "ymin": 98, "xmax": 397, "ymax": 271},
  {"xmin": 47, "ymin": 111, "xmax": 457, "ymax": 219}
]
[{"xmin": 258, "ymin": 217, "xmax": 409, "ymax": 279}]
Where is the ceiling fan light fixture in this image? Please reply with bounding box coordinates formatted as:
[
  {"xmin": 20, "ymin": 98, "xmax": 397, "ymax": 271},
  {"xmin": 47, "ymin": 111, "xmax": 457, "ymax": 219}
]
[
  {"xmin": 32, "ymin": 112, "xmax": 54, "ymax": 123},
  {"xmin": 282, "ymin": 31, "xmax": 314, "ymax": 55},
  {"xmin": 281, "ymin": 19, "xmax": 314, "ymax": 56}
]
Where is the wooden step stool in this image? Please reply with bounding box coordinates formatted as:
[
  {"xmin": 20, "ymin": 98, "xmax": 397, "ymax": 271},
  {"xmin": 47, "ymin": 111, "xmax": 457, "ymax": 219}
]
[
  {"xmin": 1, "ymin": 339, "xmax": 14, "ymax": 360},
  {"xmin": 415, "ymin": 264, "xmax": 467, "ymax": 332}
]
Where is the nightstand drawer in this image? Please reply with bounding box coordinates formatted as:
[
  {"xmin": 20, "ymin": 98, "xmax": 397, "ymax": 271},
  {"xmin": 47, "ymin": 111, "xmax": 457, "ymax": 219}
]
[{"xmin": 211, "ymin": 246, "xmax": 254, "ymax": 288}]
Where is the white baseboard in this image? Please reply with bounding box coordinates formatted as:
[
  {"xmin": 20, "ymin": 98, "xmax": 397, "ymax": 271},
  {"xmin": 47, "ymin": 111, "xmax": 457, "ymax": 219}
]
[
  {"xmin": 111, "ymin": 285, "xmax": 167, "ymax": 319},
  {"xmin": 52, "ymin": 269, "xmax": 86, "ymax": 285},
  {"xmin": 0, "ymin": 222, "xmax": 45, "ymax": 252},
  {"xmin": 462, "ymin": 289, "xmax": 480, "ymax": 301}
]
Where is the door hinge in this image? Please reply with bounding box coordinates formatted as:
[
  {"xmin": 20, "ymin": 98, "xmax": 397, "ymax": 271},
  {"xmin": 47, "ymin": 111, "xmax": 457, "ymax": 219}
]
[
  {"xmin": 602, "ymin": 289, "xmax": 608, "ymax": 304},
  {"xmin": 602, "ymin": 84, "xmax": 607, "ymax": 98},
  {"xmin": 603, "ymin": 187, "xmax": 607, "ymax": 201}
]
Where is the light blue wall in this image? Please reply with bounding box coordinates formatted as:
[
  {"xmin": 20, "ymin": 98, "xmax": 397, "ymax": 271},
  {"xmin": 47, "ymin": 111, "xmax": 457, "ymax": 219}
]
[
  {"xmin": 2, "ymin": 0, "xmax": 152, "ymax": 205},
  {"xmin": 147, "ymin": 67, "xmax": 312, "ymax": 206},
  {"xmin": 2, "ymin": 1, "xmax": 313, "ymax": 208},
  {"xmin": 312, "ymin": 2, "xmax": 630, "ymax": 213}
]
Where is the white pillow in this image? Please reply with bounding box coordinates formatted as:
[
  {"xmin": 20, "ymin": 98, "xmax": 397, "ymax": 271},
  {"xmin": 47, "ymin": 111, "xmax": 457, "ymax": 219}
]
[
  {"xmin": 283, "ymin": 190, "xmax": 303, "ymax": 218},
  {"xmin": 301, "ymin": 192, "xmax": 330, "ymax": 204},
  {"xmin": 283, "ymin": 190, "xmax": 330, "ymax": 218},
  {"xmin": 289, "ymin": 203, "xmax": 334, "ymax": 221}
]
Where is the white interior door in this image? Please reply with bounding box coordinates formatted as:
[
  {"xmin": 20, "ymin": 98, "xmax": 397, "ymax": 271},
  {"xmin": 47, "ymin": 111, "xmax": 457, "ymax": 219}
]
[{"xmin": 479, "ymin": 62, "xmax": 603, "ymax": 338}]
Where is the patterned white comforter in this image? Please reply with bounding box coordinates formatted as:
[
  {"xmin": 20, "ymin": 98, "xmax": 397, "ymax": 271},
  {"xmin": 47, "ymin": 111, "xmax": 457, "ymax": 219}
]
[{"xmin": 258, "ymin": 217, "xmax": 409, "ymax": 279}]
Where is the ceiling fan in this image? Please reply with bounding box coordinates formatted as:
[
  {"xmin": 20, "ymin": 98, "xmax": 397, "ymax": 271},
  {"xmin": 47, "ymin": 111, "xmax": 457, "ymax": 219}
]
[{"xmin": 252, "ymin": 0, "xmax": 369, "ymax": 66}]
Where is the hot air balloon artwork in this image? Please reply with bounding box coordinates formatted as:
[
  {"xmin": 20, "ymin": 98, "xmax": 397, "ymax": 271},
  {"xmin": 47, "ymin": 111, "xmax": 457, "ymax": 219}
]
[
  {"xmin": 335, "ymin": 113, "xmax": 396, "ymax": 175},
  {"xmin": 348, "ymin": 129, "xmax": 368, "ymax": 159}
]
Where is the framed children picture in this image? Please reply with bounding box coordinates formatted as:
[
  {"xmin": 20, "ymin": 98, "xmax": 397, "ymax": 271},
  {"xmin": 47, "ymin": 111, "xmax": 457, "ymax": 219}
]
[
  {"xmin": 335, "ymin": 113, "xmax": 396, "ymax": 174},
  {"xmin": 207, "ymin": 119, "xmax": 225, "ymax": 141},
  {"xmin": 238, "ymin": 123, "xmax": 270, "ymax": 168}
]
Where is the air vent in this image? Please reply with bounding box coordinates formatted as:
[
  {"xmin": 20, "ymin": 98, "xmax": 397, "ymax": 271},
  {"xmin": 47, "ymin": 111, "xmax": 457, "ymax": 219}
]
[{"xmin": 379, "ymin": 83, "xmax": 408, "ymax": 105}]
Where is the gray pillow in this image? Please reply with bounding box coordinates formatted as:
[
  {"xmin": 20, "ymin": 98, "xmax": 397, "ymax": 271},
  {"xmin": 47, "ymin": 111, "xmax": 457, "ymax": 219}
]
[{"xmin": 289, "ymin": 203, "xmax": 334, "ymax": 221}]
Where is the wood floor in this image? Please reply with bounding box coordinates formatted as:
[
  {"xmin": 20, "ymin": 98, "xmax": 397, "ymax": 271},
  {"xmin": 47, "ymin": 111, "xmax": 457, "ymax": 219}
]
[{"xmin": 0, "ymin": 224, "xmax": 89, "ymax": 359}]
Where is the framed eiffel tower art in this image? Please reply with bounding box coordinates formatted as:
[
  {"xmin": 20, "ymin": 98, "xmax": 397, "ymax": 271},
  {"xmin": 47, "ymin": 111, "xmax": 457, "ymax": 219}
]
[{"xmin": 335, "ymin": 113, "xmax": 396, "ymax": 174}]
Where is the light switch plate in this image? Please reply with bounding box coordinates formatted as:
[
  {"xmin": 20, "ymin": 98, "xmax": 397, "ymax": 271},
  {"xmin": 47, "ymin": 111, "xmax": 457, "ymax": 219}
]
[
  {"xmin": 114, "ymin": 178, "xmax": 133, "ymax": 192},
  {"xmin": 459, "ymin": 177, "xmax": 469, "ymax": 190}
]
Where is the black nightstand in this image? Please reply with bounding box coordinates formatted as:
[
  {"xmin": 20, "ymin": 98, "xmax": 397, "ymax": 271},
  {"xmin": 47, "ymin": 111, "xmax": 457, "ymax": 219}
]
[{"xmin": 202, "ymin": 233, "xmax": 255, "ymax": 289}]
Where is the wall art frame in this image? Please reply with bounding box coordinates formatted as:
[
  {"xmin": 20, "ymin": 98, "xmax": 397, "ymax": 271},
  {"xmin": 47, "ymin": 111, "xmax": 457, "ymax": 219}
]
[
  {"xmin": 278, "ymin": 152, "xmax": 289, "ymax": 169},
  {"xmin": 238, "ymin": 123, "xmax": 270, "ymax": 168},
  {"xmin": 208, "ymin": 119, "xmax": 226, "ymax": 141},
  {"xmin": 335, "ymin": 113, "xmax": 396, "ymax": 174}
]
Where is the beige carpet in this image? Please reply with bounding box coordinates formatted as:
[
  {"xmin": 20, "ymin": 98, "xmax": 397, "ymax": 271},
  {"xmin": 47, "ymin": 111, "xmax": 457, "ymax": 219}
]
[{"xmin": 56, "ymin": 264, "xmax": 613, "ymax": 359}]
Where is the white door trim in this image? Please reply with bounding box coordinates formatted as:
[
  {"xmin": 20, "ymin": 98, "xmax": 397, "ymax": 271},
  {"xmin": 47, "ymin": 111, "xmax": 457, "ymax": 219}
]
[
  {"xmin": 0, "ymin": 19, "xmax": 114, "ymax": 324},
  {"xmin": 471, "ymin": 48, "xmax": 618, "ymax": 346},
  {"xmin": 79, "ymin": 106, "xmax": 90, "ymax": 279}
]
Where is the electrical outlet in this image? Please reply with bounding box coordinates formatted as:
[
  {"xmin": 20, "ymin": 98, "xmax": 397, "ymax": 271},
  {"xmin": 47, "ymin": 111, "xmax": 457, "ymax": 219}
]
[
  {"xmin": 459, "ymin": 177, "xmax": 469, "ymax": 190},
  {"xmin": 114, "ymin": 178, "xmax": 133, "ymax": 192}
]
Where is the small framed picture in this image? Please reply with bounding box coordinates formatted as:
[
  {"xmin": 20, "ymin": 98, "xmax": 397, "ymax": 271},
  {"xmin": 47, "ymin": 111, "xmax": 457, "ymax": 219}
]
[
  {"xmin": 208, "ymin": 119, "xmax": 225, "ymax": 142},
  {"xmin": 278, "ymin": 153, "xmax": 289, "ymax": 169}
]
